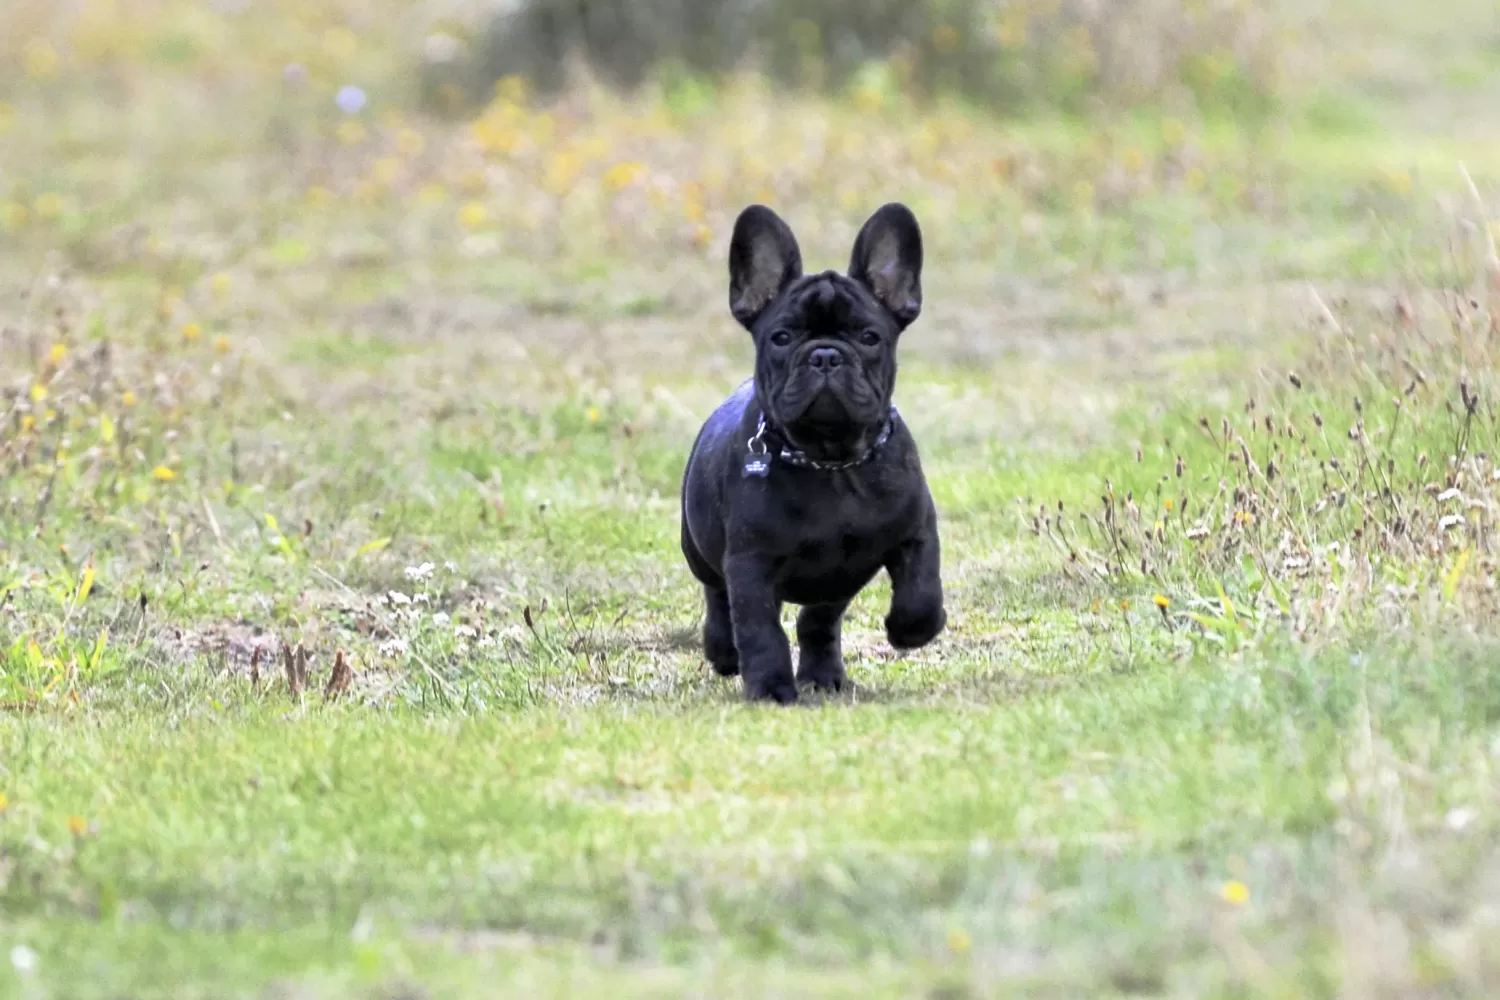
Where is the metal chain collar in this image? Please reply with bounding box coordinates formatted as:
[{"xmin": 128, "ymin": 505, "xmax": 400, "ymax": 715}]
[{"xmin": 746, "ymin": 407, "xmax": 898, "ymax": 472}]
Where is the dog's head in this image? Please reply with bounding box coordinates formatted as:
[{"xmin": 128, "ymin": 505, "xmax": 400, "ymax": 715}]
[{"xmin": 728, "ymin": 203, "xmax": 923, "ymax": 461}]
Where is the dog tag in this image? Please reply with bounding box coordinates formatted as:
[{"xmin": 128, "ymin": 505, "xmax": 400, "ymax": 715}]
[{"xmin": 742, "ymin": 455, "xmax": 771, "ymax": 478}]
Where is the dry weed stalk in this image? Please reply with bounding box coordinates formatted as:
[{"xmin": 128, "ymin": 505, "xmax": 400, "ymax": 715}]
[
  {"xmin": 282, "ymin": 643, "xmax": 309, "ymax": 698},
  {"xmin": 1051, "ymin": 268, "xmax": 1500, "ymax": 641},
  {"xmin": 324, "ymin": 650, "xmax": 353, "ymax": 702}
]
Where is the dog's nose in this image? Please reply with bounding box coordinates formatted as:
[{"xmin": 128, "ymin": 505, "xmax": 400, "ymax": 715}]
[{"xmin": 807, "ymin": 347, "xmax": 844, "ymax": 372}]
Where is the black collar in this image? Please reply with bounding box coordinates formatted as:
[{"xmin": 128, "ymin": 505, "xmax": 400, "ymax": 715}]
[{"xmin": 746, "ymin": 407, "xmax": 899, "ymax": 474}]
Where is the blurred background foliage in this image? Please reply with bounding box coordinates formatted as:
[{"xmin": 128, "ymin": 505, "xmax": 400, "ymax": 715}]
[
  {"xmin": 0, "ymin": 0, "xmax": 1496, "ymax": 292},
  {"xmin": 460, "ymin": 0, "xmax": 1286, "ymax": 120},
  {"xmin": 0, "ymin": 0, "xmax": 1294, "ymax": 123}
]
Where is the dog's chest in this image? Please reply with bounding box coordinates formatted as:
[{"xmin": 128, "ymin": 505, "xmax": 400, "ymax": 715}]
[{"xmin": 753, "ymin": 473, "xmax": 913, "ymax": 600}]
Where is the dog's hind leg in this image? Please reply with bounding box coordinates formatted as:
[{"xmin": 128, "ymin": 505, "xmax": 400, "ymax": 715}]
[{"xmin": 703, "ymin": 585, "xmax": 739, "ymax": 676}]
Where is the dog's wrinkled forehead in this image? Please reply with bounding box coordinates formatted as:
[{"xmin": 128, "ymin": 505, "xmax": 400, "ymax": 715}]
[{"xmin": 776, "ymin": 272, "xmax": 869, "ymax": 331}]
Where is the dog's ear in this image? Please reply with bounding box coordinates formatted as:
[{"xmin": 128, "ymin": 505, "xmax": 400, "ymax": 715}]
[
  {"xmin": 849, "ymin": 203, "xmax": 923, "ymax": 329},
  {"xmin": 729, "ymin": 205, "xmax": 803, "ymax": 329}
]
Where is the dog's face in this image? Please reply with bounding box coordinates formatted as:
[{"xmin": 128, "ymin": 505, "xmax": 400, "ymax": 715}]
[{"xmin": 728, "ymin": 204, "xmax": 923, "ymax": 457}]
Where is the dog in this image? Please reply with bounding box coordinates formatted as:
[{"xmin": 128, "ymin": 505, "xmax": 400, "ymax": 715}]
[{"xmin": 679, "ymin": 203, "xmax": 947, "ymax": 704}]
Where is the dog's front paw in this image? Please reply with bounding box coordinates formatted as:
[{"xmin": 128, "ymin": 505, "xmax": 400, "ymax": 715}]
[
  {"xmin": 886, "ymin": 603, "xmax": 947, "ymax": 651},
  {"xmin": 745, "ymin": 671, "xmax": 799, "ymax": 705},
  {"xmin": 796, "ymin": 648, "xmax": 847, "ymax": 692}
]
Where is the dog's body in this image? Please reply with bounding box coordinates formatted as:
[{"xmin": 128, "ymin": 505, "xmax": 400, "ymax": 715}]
[{"xmin": 680, "ymin": 204, "xmax": 946, "ymax": 703}]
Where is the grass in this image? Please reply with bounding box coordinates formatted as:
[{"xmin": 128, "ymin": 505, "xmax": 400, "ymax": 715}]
[{"xmin": 3, "ymin": 0, "xmax": 1500, "ymax": 997}]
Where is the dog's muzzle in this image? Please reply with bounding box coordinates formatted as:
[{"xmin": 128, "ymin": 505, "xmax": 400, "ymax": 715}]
[{"xmin": 805, "ymin": 347, "xmax": 845, "ymax": 374}]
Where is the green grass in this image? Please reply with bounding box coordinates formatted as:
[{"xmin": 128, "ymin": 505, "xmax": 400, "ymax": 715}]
[
  {"xmin": 5, "ymin": 639, "xmax": 1497, "ymax": 997},
  {"xmin": 4, "ymin": 0, "xmax": 1500, "ymax": 996}
]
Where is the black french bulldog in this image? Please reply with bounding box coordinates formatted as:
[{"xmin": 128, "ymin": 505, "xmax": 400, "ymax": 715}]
[{"xmin": 679, "ymin": 203, "xmax": 947, "ymax": 704}]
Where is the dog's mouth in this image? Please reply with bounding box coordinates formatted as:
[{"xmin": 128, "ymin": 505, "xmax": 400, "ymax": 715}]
[{"xmin": 773, "ymin": 373, "xmax": 886, "ymax": 461}]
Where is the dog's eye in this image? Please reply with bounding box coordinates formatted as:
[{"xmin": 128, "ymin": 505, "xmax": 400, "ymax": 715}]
[
  {"xmin": 858, "ymin": 330, "xmax": 881, "ymax": 347},
  {"xmin": 770, "ymin": 330, "xmax": 793, "ymax": 347}
]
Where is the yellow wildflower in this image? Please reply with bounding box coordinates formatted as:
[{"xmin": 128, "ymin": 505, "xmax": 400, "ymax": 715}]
[
  {"xmin": 158, "ymin": 288, "xmax": 183, "ymax": 319},
  {"xmin": 396, "ymin": 129, "xmax": 425, "ymax": 157},
  {"xmin": 496, "ymin": 75, "xmax": 529, "ymax": 105},
  {"xmin": 24, "ymin": 40, "xmax": 61, "ymax": 79},
  {"xmin": 182, "ymin": 322, "xmax": 202, "ymax": 343},
  {"xmin": 603, "ymin": 161, "xmax": 645, "ymax": 192},
  {"xmin": 1221, "ymin": 880, "xmax": 1249, "ymax": 906},
  {"xmin": 1153, "ymin": 594, "xmax": 1170, "ymax": 609},
  {"xmin": 34, "ymin": 193, "xmax": 64, "ymax": 220},
  {"xmin": 458, "ymin": 202, "xmax": 488, "ymax": 229},
  {"xmin": 152, "ymin": 465, "xmax": 176, "ymax": 482},
  {"xmin": 122, "ymin": 390, "xmax": 138, "ymax": 407},
  {"xmin": 372, "ymin": 157, "xmax": 402, "ymax": 187},
  {"xmin": 1072, "ymin": 180, "xmax": 1095, "ymax": 210},
  {"xmin": 996, "ymin": 10, "xmax": 1028, "ymax": 49},
  {"xmin": 321, "ymin": 26, "xmax": 357, "ymax": 62}
]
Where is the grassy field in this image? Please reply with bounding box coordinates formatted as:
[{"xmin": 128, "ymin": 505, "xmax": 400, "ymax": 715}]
[{"xmin": 4, "ymin": 1, "xmax": 1500, "ymax": 996}]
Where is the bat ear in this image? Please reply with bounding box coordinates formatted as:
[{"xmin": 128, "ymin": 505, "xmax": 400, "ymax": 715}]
[
  {"xmin": 729, "ymin": 204, "xmax": 803, "ymax": 329},
  {"xmin": 849, "ymin": 202, "xmax": 923, "ymax": 329}
]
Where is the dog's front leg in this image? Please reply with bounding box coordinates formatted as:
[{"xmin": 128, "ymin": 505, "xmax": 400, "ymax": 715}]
[
  {"xmin": 724, "ymin": 553, "xmax": 797, "ymax": 704},
  {"xmin": 884, "ymin": 528, "xmax": 947, "ymax": 651}
]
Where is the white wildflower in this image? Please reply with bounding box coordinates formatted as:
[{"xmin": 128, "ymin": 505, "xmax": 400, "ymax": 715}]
[
  {"xmin": 378, "ymin": 637, "xmax": 409, "ymax": 657},
  {"xmin": 335, "ymin": 85, "xmax": 368, "ymax": 115},
  {"xmin": 1446, "ymin": 807, "xmax": 1476, "ymax": 831},
  {"xmin": 10, "ymin": 946, "xmax": 38, "ymax": 974},
  {"xmin": 432, "ymin": 612, "xmax": 450, "ymax": 625},
  {"xmin": 388, "ymin": 591, "xmax": 412, "ymax": 606},
  {"xmin": 404, "ymin": 562, "xmax": 435, "ymax": 581}
]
